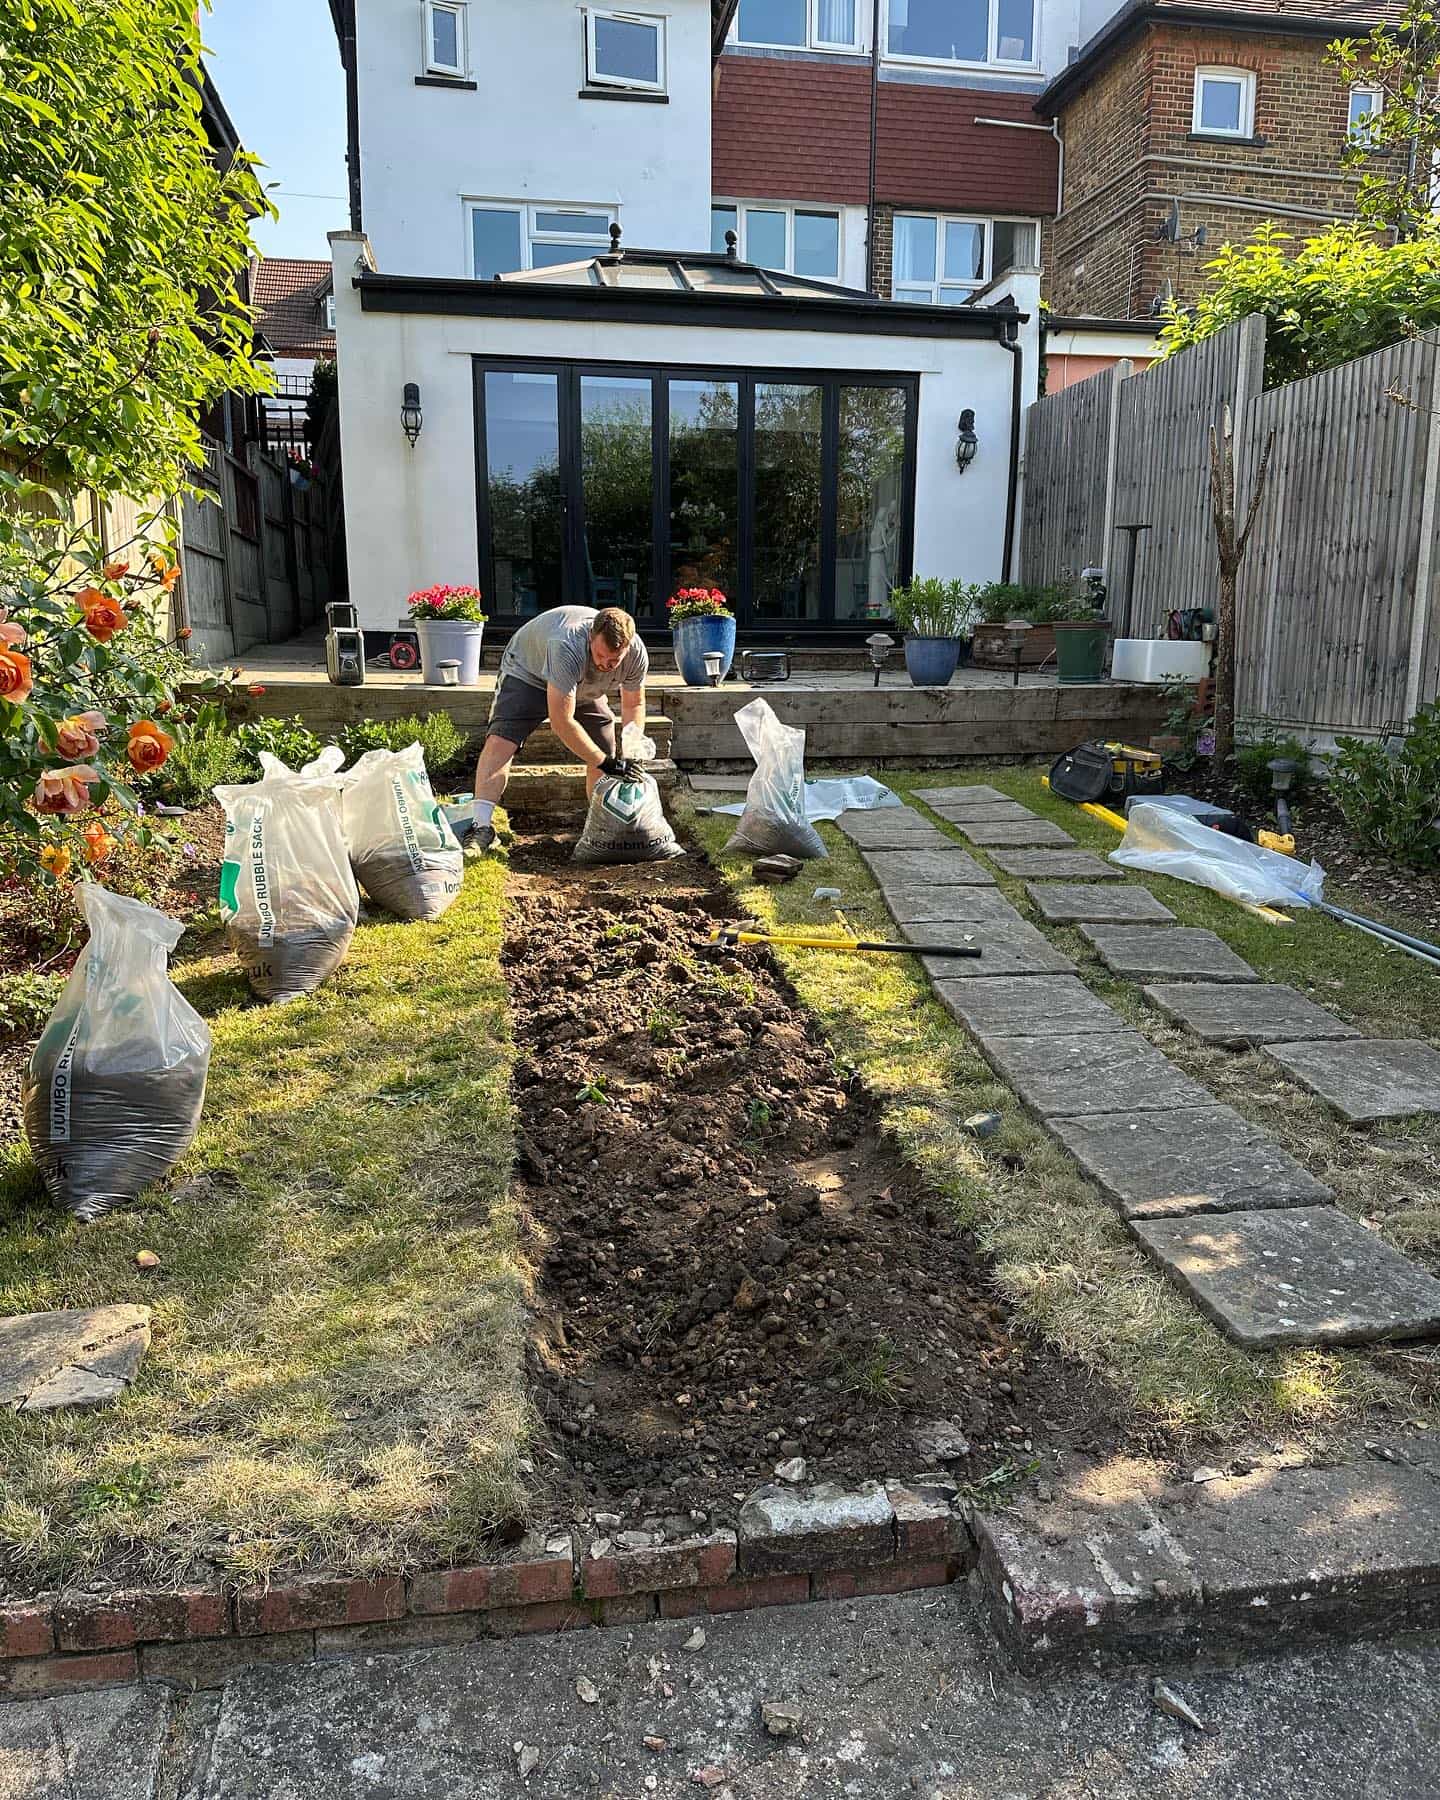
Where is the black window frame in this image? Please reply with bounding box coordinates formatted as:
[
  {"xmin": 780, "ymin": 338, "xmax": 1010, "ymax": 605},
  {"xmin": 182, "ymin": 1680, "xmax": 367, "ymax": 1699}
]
[{"xmin": 472, "ymin": 356, "xmax": 918, "ymax": 639}]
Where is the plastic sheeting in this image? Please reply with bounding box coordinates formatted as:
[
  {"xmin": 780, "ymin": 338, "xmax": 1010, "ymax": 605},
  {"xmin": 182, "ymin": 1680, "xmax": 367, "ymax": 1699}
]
[
  {"xmin": 712, "ymin": 774, "xmax": 899, "ymax": 823},
  {"xmin": 1110, "ymin": 801, "xmax": 1325, "ymax": 907}
]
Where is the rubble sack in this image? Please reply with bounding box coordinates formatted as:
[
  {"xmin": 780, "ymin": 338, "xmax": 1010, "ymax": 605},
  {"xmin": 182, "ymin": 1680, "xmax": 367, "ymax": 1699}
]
[
  {"xmin": 23, "ymin": 886, "xmax": 212, "ymax": 1222},
  {"xmin": 337, "ymin": 742, "xmax": 464, "ymax": 920},
  {"xmin": 723, "ymin": 697, "xmax": 826, "ymax": 861},
  {"xmin": 574, "ymin": 770, "xmax": 684, "ymax": 864}
]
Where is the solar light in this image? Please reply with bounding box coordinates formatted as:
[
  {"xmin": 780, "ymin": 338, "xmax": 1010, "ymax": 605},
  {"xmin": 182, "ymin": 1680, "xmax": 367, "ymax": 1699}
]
[
  {"xmin": 1268, "ymin": 756, "xmax": 1297, "ymax": 833},
  {"xmin": 401, "ymin": 382, "xmax": 423, "ymax": 447},
  {"xmin": 703, "ymin": 651, "xmax": 724, "ymax": 686},
  {"xmin": 436, "ymin": 658, "xmax": 461, "ymax": 688},
  {"xmin": 1003, "ymin": 618, "xmax": 1031, "ymax": 688},
  {"xmin": 866, "ymin": 632, "xmax": 895, "ymax": 688}
]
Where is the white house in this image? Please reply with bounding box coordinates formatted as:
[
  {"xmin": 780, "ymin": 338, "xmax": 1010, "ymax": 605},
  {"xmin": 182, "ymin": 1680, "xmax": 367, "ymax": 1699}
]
[{"xmin": 325, "ymin": 0, "xmax": 1045, "ymax": 642}]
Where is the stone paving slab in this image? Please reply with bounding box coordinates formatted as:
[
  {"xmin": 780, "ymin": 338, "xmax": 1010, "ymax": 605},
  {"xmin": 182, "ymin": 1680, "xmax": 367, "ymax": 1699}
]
[
  {"xmin": 1047, "ymin": 1104, "xmax": 1334, "ymax": 1218},
  {"xmin": 881, "ymin": 884, "xmax": 1022, "ymax": 926},
  {"xmin": 1026, "ymin": 882, "xmax": 1175, "ymax": 925},
  {"xmin": 861, "ymin": 846, "xmax": 997, "ymax": 888},
  {"xmin": 980, "ymin": 1030, "xmax": 1214, "ymax": 1117},
  {"xmin": 903, "ymin": 918, "xmax": 1077, "ymax": 981},
  {"xmin": 932, "ymin": 974, "xmax": 1130, "ymax": 1039},
  {"xmin": 956, "ymin": 818, "xmax": 1075, "ymax": 848},
  {"xmin": 1145, "ymin": 982, "xmax": 1359, "ymax": 1048},
  {"xmin": 1130, "ymin": 1205, "xmax": 1440, "ymax": 1348},
  {"xmin": 1262, "ymin": 1037, "xmax": 1440, "ymax": 1121},
  {"xmin": 989, "ymin": 848, "xmax": 1123, "ymax": 881},
  {"xmin": 912, "ymin": 784, "xmax": 1009, "ymax": 808},
  {"xmin": 1080, "ymin": 923, "xmax": 1259, "ymax": 983},
  {"xmin": 0, "ymin": 1305, "xmax": 151, "ymax": 1413},
  {"xmin": 922, "ymin": 799, "xmax": 1039, "ymax": 825},
  {"xmin": 834, "ymin": 809, "xmax": 949, "ymax": 849}
]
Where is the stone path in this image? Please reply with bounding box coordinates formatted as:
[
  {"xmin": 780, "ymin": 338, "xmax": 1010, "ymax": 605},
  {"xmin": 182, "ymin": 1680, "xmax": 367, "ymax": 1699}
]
[
  {"xmin": 834, "ymin": 786, "xmax": 1440, "ymax": 1352},
  {"xmin": 0, "ymin": 1306, "xmax": 151, "ymax": 1414}
]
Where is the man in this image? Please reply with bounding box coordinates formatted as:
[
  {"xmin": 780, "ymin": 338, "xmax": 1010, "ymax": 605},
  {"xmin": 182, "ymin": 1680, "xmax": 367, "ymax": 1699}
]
[{"xmin": 463, "ymin": 604, "xmax": 649, "ymax": 851}]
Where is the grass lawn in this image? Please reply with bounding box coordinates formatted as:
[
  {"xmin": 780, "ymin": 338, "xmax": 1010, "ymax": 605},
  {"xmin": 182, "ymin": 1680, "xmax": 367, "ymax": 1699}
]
[
  {"xmin": 0, "ymin": 852, "xmax": 536, "ymax": 1594},
  {"xmin": 688, "ymin": 766, "xmax": 1439, "ymax": 1450}
]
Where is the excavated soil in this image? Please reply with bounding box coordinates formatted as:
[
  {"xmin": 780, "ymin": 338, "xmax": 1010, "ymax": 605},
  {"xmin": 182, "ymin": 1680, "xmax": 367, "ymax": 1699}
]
[{"xmin": 506, "ymin": 828, "xmax": 1118, "ymax": 1527}]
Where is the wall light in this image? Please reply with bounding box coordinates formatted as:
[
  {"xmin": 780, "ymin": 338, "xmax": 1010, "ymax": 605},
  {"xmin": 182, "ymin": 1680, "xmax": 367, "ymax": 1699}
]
[
  {"xmin": 401, "ymin": 382, "xmax": 424, "ymax": 448},
  {"xmin": 956, "ymin": 408, "xmax": 978, "ymax": 474}
]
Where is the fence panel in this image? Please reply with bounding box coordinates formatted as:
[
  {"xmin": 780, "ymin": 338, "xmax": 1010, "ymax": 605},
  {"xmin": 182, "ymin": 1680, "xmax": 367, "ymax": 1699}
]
[
  {"xmin": 257, "ymin": 453, "xmax": 298, "ymax": 641},
  {"xmin": 1019, "ymin": 365, "xmax": 1122, "ymax": 587}
]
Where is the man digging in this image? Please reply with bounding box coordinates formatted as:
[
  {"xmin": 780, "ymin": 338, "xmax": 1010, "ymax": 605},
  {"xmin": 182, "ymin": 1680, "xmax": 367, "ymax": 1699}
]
[{"xmin": 460, "ymin": 604, "xmax": 649, "ymax": 852}]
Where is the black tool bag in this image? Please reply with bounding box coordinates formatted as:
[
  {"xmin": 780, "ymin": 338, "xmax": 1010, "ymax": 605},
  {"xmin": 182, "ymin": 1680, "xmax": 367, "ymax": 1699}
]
[{"xmin": 1048, "ymin": 742, "xmax": 1114, "ymax": 804}]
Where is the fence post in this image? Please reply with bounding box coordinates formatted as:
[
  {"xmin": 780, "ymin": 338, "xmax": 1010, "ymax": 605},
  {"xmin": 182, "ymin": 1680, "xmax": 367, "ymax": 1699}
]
[
  {"xmin": 1404, "ymin": 335, "xmax": 1440, "ymax": 720},
  {"xmin": 1099, "ymin": 359, "xmax": 1131, "ymax": 597}
]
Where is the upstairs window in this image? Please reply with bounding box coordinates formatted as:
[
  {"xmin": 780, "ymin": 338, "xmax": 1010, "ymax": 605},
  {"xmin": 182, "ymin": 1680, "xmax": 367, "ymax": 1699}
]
[
  {"xmin": 736, "ymin": 0, "xmax": 861, "ymax": 51},
  {"xmin": 886, "ymin": 0, "xmax": 1033, "ymax": 66},
  {"xmin": 892, "ymin": 213, "xmax": 1036, "ymax": 304},
  {"xmin": 322, "ymin": 293, "xmax": 337, "ymax": 331},
  {"xmin": 470, "ymin": 203, "xmax": 617, "ymax": 279},
  {"xmin": 423, "ymin": 0, "xmax": 467, "ymax": 77},
  {"xmin": 711, "ymin": 202, "xmax": 842, "ymax": 279},
  {"xmin": 586, "ymin": 9, "xmax": 667, "ymax": 92},
  {"xmin": 1192, "ymin": 66, "xmax": 1256, "ymax": 138},
  {"xmin": 1348, "ymin": 84, "xmax": 1382, "ymax": 144}
]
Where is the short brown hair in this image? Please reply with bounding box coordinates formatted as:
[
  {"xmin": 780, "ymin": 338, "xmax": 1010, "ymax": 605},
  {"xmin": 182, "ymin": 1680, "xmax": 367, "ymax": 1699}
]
[{"xmin": 591, "ymin": 607, "xmax": 636, "ymax": 652}]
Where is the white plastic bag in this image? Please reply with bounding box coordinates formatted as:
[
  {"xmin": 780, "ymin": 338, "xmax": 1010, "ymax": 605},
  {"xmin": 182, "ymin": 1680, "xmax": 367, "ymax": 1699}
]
[
  {"xmin": 216, "ymin": 763, "xmax": 359, "ymax": 1002},
  {"xmin": 334, "ymin": 743, "xmax": 463, "ymax": 920},
  {"xmin": 1110, "ymin": 801, "xmax": 1325, "ymax": 907},
  {"xmin": 723, "ymin": 698, "xmax": 827, "ymax": 861},
  {"xmin": 23, "ymin": 886, "xmax": 212, "ymax": 1222}
]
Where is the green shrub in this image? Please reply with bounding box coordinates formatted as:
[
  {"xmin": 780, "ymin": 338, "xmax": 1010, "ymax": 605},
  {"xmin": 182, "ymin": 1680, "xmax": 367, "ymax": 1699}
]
[
  {"xmin": 889, "ymin": 578, "xmax": 982, "ymax": 638},
  {"xmin": 336, "ymin": 714, "xmax": 467, "ymax": 776},
  {"xmin": 150, "ymin": 714, "xmax": 246, "ymax": 806},
  {"xmin": 1234, "ymin": 725, "xmax": 1312, "ymax": 803},
  {"xmin": 0, "ymin": 970, "xmax": 67, "ymax": 1039},
  {"xmin": 976, "ymin": 581, "xmax": 1081, "ymax": 625},
  {"xmin": 1329, "ymin": 699, "xmax": 1440, "ymax": 869},
  {"xmin": 232, "ymin": 716, "xmax": 324, "ymax": 780}
]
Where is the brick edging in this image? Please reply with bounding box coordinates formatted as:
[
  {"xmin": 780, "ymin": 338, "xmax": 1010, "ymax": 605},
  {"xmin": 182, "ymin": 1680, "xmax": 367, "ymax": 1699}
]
[{"xmin": 0, "ymin": 1479, "xmax": 969, "ymax": 1698}]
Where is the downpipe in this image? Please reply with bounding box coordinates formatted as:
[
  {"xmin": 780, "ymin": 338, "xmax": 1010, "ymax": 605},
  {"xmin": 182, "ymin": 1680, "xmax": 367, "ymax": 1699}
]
[{"xmin": 998, "ymin": 319, "xmax": 1023, "ymax": 583}]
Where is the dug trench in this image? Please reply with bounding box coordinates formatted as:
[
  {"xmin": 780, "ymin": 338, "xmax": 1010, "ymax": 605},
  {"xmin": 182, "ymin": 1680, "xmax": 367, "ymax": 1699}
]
[{"xmin": 505, "ymin": 825, "xmax": 1119, "ymax": 1532}]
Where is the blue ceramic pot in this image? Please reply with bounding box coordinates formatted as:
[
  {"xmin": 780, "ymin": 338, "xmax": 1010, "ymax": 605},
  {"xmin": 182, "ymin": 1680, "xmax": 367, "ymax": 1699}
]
[
  {"xmin": 673, "ymin": 613, "xmax": 737, "ymax": 686},
  {"xmin": 903, "ymin": 635, "xmax": 963, "ymax": 687}
]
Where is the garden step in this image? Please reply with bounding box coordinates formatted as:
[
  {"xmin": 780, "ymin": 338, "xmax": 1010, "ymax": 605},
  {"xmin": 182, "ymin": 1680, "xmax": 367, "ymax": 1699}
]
[
  {"xmin": 516, "ymin": 715, "xmax": 672, "ymax": 765},
  {"xmin": 504, "ymin": 759, "xmax": 679, "ymax": 819}
]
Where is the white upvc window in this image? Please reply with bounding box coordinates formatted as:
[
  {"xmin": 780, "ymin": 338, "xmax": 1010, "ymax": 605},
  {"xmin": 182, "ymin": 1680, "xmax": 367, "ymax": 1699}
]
[
  {"xmin": 469, "ymin": 202, "xmax": 617, "ymax": 279},
  {"xmin": 711, "ymin": 201, "xmax": 843, "ymax": 280},
  {"xmin": 422, "ymin": 0, "xmax": 467, "ymax": 77},
  {"xmin": 891, "ymin": 213, "xmax": 1037, "ymax": 304},
  {"xmin": 884, "ymin": 0, "xmax": 1035, "ymax": 68},
  {"xmin": 585, "ymin": 9, "xmax": 667, "ymax": 92},
  {"xmin": 1348, "ymin": 84, "xmax": 1383, "ymax": 144},
  {"xmin": 1192, "ymin": 66, "xmax": 1256, "ymax": 138},
  {"xmin": 322, "ymin": 293, "xmax": 337, "ymax": 331},
  {"xmin": 734, "ymin": 0, "xmax": 862, "ymax": 53}
]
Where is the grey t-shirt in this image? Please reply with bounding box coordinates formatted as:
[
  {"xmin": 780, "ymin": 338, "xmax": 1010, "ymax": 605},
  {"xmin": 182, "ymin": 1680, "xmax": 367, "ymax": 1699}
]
[{"xmin": 499, "ymin": 607, "xmax": 648, "ymax": 703}]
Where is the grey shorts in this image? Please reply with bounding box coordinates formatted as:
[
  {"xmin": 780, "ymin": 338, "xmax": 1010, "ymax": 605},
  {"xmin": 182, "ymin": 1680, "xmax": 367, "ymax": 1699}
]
[{"xmin": 486, "ymin": 676, "xmax": 616, "ymax": 756}]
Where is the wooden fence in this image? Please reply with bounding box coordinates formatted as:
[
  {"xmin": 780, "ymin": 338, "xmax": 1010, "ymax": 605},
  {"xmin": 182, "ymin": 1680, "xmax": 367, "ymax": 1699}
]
[
  {"xmin": 1021, "ymin": 316, "xmax": 1440, "ymax": 737},
  {"xmin": 179, "ymin": 438, "xmax": 334, "ymax": 664}
]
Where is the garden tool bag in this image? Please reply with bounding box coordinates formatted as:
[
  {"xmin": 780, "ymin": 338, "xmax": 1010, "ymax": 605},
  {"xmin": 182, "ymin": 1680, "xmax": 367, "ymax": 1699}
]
[
  {"xmin": 24, "ymin": 885, "xmax": 212, "ymax": 1222},
  {"xmin": 723, "ymin": 698, "xmax": 827, "ymax": 861},
  {"xmin": 332, "ymin": 742, "xmax": 463, "ymax": 920},
  {"xmin": 216, "ymin": 764, "xmax": 359, "ymax": 1002}
]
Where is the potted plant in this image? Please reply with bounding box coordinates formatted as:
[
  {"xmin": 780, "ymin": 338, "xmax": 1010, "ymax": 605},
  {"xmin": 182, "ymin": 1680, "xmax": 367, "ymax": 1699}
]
[
  {"xmin": 1052, "ymin": 581, "xmax": 1111, "ymax": 685},
  {"xmin": 667, "ymin": 587, "xmax": 736, "ymax": 687},
  {"xmin": 970, "ymin": 583, "xmax": 1066, "ymax": 670},
  {"xmin": 407, "ymin": 584, "xmax": 487, "ymax": 687},
  {"xmin": 889, "ymin": 578, "xmax": 981, "ymax": 687}
]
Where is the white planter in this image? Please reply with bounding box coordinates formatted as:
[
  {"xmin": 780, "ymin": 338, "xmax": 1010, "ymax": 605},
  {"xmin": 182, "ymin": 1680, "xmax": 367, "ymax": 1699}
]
[
  {"xmin": 414, "ymin": 618, "xmax": 485, "ymax": 686},
  {"xmin": 1111, "ymin": 639, "xmax": 1211, "ymax": 684}
]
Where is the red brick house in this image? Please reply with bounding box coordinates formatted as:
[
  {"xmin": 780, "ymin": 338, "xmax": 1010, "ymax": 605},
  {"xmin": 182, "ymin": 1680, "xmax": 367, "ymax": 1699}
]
[
  {"xmin": 247, "ymin": 255, "xmax": 336, "ymax": 454},
  {"xmin": 1036, "ymin": 0, "xmax": 1404, "ymax": 320}
]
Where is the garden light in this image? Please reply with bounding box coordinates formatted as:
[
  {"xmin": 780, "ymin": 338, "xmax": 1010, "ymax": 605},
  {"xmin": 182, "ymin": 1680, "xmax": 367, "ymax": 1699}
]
[
  {"xmin": 1003, "ymin": 617, "xmax": 1031, "ymax": 687},
  {"xmin": 401, "ymin": 382, "xmax": 424, "ymax": 447},
  {"xmin": 955, "ymin": 408, "xmax": 978, "ymax": 473},
  {"xmin": 865, "ymin": 632, "xmax": 894, "ymax": 687},
  {"xmin": 1268, "ymin": 755, "xmax": 1297, "ymax": 833},
  {"xmin": 436, "ymin": 658, "xmax": 461, "ymax": 687},
  {"xmin": 703, "ymin": 650, "xmax": 724, "ymax": 686}
]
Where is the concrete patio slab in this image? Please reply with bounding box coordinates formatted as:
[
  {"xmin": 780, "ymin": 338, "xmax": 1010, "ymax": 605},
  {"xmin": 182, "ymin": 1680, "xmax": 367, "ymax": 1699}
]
[
  {"xmin": 920, "ymin": 800, "xmax": 1039, "ymax": 825},
  {"xmin": 1145, "ymin": 983, "xmax": 1359, "ymax": 1048},
  {"xmin": 980, "ymin": 1030, "xmax": 1214, "ymax": 1117},
  {"xmin": 956, "ymin": 818, "xmax": 1075, "ymax": 848},
  {"xmin": 0, "ymin": 1305, "xmax": 151, "ymax": 1414},
  {"xmin": 861, "ymin": 847, "xmax": 997, "ymax": 888},
  {"xmin": 1262, "ymin": 1038, "xmax": 1440, "ymax": 1122},
  {"xmin": 834, "ymin": 809, "xmax": 948, "ymax": 849},
  {"xmin": 904, "ymin": 918, "xmax": 1077, "ymax": 981},
  {"xmin": 988, "ymin": 848, "xmax": 1123, "ymax": 881},
  {"xmin": 1130, "ymin": 1205, "xmax": 1440, "ymax": 1348},
  {"xmin": 932, "ymin": 974, "xmax": 1130, "ymax": 1039},
  {"xmin": 1047, "ymin": 1104, "xmax": 1334, "ymax": 1218},
  {"xmin": 880, "ymin": 885, "xmax": 1021, "ymax": 926},
  {"xmin": 1026, "ymin": 882, "xmax": 1175, "ymax": 925},
  {"xmin": 1079, "ymin": 924, "xmax": 1259, "ymax": 983},
  {"xmin": 912, "ymin": 784, "xmax": 1009, "ymax": 807}
]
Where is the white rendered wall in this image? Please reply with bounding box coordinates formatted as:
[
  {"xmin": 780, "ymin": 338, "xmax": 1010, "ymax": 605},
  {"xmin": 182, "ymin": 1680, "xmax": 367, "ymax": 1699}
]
[{"xmin": 354, "ymin": 0, "xmax": 715, "ymax": 276}]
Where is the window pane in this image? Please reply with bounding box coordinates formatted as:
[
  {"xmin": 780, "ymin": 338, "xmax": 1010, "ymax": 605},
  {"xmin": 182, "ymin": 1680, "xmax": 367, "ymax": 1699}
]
[
  {"xmin": 1199, "ymin": 77, "xmax": 1243, "ymax": 132},
  {"xmin": 753, "ymin": 384, "xmax": 822, "ymax": 622},
  {"xmin": 711, "ymin": 205, "xmax": 738, "ymax": 253},
  {"xmin": 737, "ymin": 0, "xmax": 806, "ymax": 44},
  {"xmin": 485, "ymin": 372, "xmax": 563, "ymax": 617},
  {"xmin": 580, "ymin": 374, "xmax": 653, "ymax": 617},
  {"xmin": 894, "ymin": 288, "xmax": 931, "ymax": 304},
  {"xmin": 938, "ymin": 287, "xmax": 974, "ymax": 305},
  {"xmin": 1349, "ymin": 88, "xmax": 1378, "ymax": 136},
  {"xmin": 669, "ymin": 379, "xmax": 739, "ymax": 603},
  {"xmin": 533, "ymin": 210, "xmax": 611, "ymax": 237},
  {"xmin": 794, "ymin": 210, "xmax": 840, "ymax": 277},
  {"xmin": 593, "ymin": 14, "xmax": 660, "ymax": 83},
  {"xmin": 996, "ymin": 0, "xmax": 1033, "ymax": 59},
  {"xmin": 943, "ymin": 220, "xmax": 985, "ymax": 282},
  {"xmin": 430, "ymin": 5, "xmax": 459, "ymax": 66},
  {"xmin": 746, "ymin": 209, "xmax": 788, "ymax": 270},
  {"xmin": 835, "ymin": 386, "xmax": 907, "ymax": 623},
  {"xmin": 992, "ymin": 219, "xmax": 1035, "ymax": 274},
  {"xmin": 472, "ymin": 208, "xmax": 524, "ymax": 278},
  {"xmin": 894, "ymin": 215, "xmax": 937, "ymax": 285},
  {"xmin": 815, "ymin": 0, "xmax": 857, "ymax": 43},
  {"xmin": 889, "ymin": 0, "xmax": 987, "ymax": 62}
]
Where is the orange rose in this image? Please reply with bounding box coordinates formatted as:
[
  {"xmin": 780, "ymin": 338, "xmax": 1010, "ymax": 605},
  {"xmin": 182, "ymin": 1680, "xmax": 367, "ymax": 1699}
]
[
  {"xmin": 248, "ymin": 683, "xmax": 266, "ymax": 696},
  {"xmin": 0, "ymin": 647, "xmax": 32, "ymax": 702},
  {"xmin": 177, "ymin": 626, "xmax": 193, "ymax": 641},
  {"xmin": 160, "ymin": 563, "xmax": 181, "ymax": 593},
  {"xmin": 0, "ymin": 604, "xmax": 25, "ymax": 649},
  {"xmin": 39, "ymin": 844, "xmax": 72, "ymax": 878},
  {"xmin": 148, "ymin": 550, "xmax": 180, "ymax": 591},
  {"xmin": 55, "ymin": 710, "xmax": 106, "ymax": 760},
  {"xmin": 103, "ymin": 559, "xmax": 129, "ymax": 581},
  {"xmin": 126, "ymin": 718, "xmax": 175, "ymax": 774},
  {"xmin": 33, "ymin": 765, "xmax": 100, "ymax": 815},
  {"xmin": 82, "ymin": 821, "xmax": 116, "ymax": 865},
  {"xmin": 78, "ymin": 588, "xmax": 128, "ymax": 643}
]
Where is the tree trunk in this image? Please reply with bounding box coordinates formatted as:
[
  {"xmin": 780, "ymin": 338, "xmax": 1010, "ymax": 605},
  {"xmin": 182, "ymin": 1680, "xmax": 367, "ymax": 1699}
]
[{"xmin": 1207, "ymin": 405, "xmax": 1274, "ymax": 768}]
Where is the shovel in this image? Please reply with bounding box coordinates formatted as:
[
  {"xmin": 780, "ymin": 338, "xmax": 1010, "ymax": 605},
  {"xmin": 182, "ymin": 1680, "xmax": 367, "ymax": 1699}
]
[{"xmin": 710, "ymin": 925, "xmax": 981, "ymax": 960}]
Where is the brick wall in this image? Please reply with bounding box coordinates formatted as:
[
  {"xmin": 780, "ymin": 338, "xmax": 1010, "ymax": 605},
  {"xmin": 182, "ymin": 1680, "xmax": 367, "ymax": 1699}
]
[
  {"xmin": 1047, "ymin": 23, "xmax": 1370, "ymax": 318},
  {"xmin": 871, "ymin": 201, "xmax": 894, "ymax": 296}
]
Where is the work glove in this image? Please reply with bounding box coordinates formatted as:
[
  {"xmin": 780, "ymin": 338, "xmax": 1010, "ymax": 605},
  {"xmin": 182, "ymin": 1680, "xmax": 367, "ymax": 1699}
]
[{"xmin": 600, "ymin": 755, "xmax": 642, "ymax": 782}]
